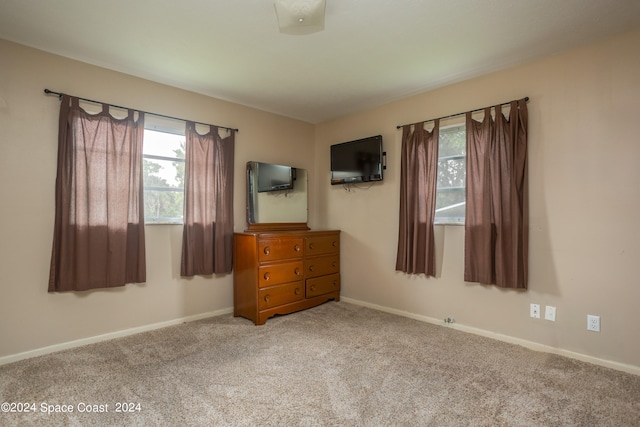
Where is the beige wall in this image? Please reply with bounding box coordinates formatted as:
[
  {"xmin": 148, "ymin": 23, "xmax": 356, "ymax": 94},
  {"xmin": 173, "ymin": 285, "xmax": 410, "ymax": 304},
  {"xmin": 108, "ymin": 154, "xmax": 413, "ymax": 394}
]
[
  {"xmin": 0, "ymin": 39, "xmax": 314, "ymax": 360},
  {"xmin": 314, "ymin": 29, "xmax": 640, "ymax": 371},
  {"xmin": 2, "ymin": 29, "xmax": 639, "ymax": 372}
]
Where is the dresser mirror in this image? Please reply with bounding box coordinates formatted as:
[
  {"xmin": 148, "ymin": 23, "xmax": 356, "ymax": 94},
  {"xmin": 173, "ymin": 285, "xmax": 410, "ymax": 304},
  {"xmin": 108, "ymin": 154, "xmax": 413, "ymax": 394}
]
[{"xmin": 246, "ymin": 161, "xmax": 308, "ymax": 231}]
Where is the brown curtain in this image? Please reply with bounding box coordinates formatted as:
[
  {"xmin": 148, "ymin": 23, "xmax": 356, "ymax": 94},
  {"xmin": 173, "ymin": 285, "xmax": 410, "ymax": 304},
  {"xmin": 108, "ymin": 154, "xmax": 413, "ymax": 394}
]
[
  {"xmin": 49, "ymin": 95, "xmax": 146, "ymax": 292},
  {"xmin": 464, "ymin": 99, "xmax": 528, "ymax": 288},
  {"xmin": 396, "ymin": 120, "xmax": 440, "ymax": 275},
  {"xmin": 181, "ymin": 122, "xmax": 235, "ymax": 276}
]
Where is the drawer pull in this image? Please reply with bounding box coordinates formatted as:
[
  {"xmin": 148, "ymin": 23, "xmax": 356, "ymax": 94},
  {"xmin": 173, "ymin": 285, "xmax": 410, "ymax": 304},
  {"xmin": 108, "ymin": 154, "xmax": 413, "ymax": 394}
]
[
  {"xmin": 263, "ymin": 246, "xmax": 271, "ymax": 255},
  {"xmin": 294, "ymin": 267, "xmax": 301, "ymax": 276},
  {"xmin": 332, "ymin": 241, "xmax": 337, "ymax": 247},
  {"xmin": 333, "ymin": 280, "xmax": 338, "ymax": 287},
  {"xmin": 263, "ymin": 272, "xmax": 271, "ymax": 281},
  {"xmin": 308, "ymin": 265, "xmax": 314, "ymax": 272},
  {"xmin": 264, "ymin": 295, "xmax": 270, "ymax": 303},
  {"xmin": 309, "ymin": 243, "xmax": 315, "ymax": 250},
  {"xmin": 295, "ymin": 288, "xmax": 301, "ymax": 295},
  {"xmin": 332, "ymin": 261, "xmax": 337, "ymax": 267},
  {"xmin": 310, "ymin": 285, "xmax": 316, "ymax": 292},
  {"xmin": 294, "ymin": 244, "xmax": 301, "ymax": 252}
]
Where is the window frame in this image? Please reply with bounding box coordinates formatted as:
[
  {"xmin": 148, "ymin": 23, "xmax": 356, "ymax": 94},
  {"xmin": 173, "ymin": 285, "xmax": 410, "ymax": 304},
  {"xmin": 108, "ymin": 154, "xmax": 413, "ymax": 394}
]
[
  {"xmin": 142, "ymin": 118, "xmax": 186, "ymax": 225},
  {"xmin": 434, "ymin": 123, "xmax": 466, "ymax": 225}
]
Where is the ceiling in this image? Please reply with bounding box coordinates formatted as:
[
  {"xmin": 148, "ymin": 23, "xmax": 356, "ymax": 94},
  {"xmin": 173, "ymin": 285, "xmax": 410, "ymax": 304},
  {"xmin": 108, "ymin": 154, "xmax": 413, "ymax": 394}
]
[{"xmin": 1, "ymin": 0, "xmax": 639, "ymax": 124}]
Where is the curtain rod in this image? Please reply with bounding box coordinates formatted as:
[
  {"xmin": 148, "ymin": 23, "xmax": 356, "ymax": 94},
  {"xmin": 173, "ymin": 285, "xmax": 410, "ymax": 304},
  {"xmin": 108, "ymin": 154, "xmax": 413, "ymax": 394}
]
[
  {"xmin": 44, "ymin": 89, "xmax": 239, "ymax": 133},
  {"xmin": 396, "ymin": 96, "xmax": 529, "ymax": 129}
]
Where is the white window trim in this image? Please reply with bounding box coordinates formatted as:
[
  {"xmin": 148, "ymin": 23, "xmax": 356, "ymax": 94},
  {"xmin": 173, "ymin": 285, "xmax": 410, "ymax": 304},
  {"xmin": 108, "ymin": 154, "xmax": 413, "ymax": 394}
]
[
  {"xmin": 143, "ymin": 117, "xmax": 186, "ymax": 225},
  {"xmin": 434, "ymin": 122, "xmax": 466, "ymax": 226}
]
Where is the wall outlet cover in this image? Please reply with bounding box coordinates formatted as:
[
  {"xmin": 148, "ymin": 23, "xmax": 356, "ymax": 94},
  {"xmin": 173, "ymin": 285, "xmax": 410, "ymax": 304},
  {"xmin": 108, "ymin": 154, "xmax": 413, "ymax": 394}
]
[
  {"xmin": 587, "ymin": 314, "xmax": 600, "ymax": 332},
  {"xmin": 544, "ymin": 306, "xmax": 556, "ymax": 321},
  {"xmin": 530, "ymin": 303, "xmax": 540, "ymax": 319}
]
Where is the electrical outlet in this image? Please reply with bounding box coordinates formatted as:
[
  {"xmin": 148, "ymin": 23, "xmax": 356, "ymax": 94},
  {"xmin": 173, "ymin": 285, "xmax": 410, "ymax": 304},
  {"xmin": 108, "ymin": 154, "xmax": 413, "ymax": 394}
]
[
  {"xmin": 530, "ymin": 304, "xmax": 540, "ymax": 319},
  {"xmin": 544, "ymin": 306, "xmax": 556, "ymax": 321},
  {"xmin": 587, "ymin": 315, "xmax": 600, "ymax": 332}
]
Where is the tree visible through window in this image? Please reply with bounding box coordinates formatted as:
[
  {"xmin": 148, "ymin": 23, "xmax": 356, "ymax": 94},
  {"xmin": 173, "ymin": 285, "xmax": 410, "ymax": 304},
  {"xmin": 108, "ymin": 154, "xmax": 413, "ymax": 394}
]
[
  {"xmin": 435, "ymin": 124, "xmax": 466, "ymax": 224},
  {"xmin": 143, "ymin": 129, "xmax": 185, "ymax": 224}
]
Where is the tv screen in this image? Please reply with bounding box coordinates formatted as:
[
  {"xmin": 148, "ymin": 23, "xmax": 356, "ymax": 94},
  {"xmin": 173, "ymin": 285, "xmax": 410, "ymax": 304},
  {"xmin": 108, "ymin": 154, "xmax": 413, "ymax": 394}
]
[
  {"xmin": 330, "ymin": 135, "xmax": 383, "ymax": 185},
  {"xmin": 256, "ymin": 162, "xmax": 295, "ymax": 192}
]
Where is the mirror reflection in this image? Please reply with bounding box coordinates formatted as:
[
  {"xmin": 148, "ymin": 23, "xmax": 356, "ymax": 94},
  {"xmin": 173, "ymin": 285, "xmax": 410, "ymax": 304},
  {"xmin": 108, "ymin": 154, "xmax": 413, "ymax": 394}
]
[{"xmin": 247, "ymin": 161, "xmax": 308, "ymax": 225}]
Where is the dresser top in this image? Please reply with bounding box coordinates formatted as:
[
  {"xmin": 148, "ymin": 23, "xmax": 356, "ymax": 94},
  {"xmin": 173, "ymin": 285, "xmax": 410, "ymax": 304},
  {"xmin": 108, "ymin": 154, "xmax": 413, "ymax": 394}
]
[{"xmin": 236, "ymin": 229, "xmax": 340, "ymax": 237}]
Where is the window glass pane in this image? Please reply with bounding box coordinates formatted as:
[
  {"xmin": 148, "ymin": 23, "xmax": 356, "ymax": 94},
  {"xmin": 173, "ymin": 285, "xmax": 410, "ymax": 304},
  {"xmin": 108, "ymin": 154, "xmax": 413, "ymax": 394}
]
[
  {"xmin": 144, "ymin": 189, "xmax": 184, "ymax": 224},
  {"xmin": 435, "ymin": 125, "xmax": 466, "ymax": 224},
  {"xmin": 143, "ymin": 129, "xmax": 184, "ymax": 158},
  {"xmin": 143, "ymin": 129, "xmax": 185, "ymax": 224},
  {"xmin": 438, "ymin": 126, "xmax": 466, "ymax": 157},
  {"xmin": 437, "ymin": 156, "xmax": 465, "ymax": 189},
  {"xmin": 144, "ymin": 157, "xmax": 183, "ymax": 189},
  {"xmin": 436, "ymin": 187, "xmax": 466, "ymax": 223}
]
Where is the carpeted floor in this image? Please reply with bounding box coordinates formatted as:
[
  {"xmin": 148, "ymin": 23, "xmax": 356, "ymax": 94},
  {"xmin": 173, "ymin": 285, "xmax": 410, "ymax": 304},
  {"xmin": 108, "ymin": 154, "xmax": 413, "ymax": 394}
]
[{"xmin": 1, "ymin": 301, "xmax": 639, "ymax": 426}]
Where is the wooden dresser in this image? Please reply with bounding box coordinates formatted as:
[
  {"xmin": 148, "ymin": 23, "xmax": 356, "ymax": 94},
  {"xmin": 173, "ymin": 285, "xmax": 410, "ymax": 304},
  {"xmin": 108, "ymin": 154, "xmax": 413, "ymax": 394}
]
[{"xmin": 233, "ymin": 230, "xmax": 340, "ymax": 325}]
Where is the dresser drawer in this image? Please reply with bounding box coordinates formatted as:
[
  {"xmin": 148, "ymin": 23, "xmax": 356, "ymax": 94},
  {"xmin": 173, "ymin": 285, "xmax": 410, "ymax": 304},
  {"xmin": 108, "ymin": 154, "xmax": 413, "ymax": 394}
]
[
  {"xmin": 305, "ymin": 254, "xmax": 340, "ymax": 279},
  {"xmin": 258, "ymin": 260, "xmax": 304, "ymax": 288},
  {"xmin": 258, "ymin": 238, "xmax": 304, "ymax": 262},
  {"xmin": 306, "ymin": 234, "xmax": 339, "ymax": 257},
  {"xmin": 306, "ymin": 273, "xmax": 340, "ymax": 298},
  {"xmin": 258, "ymin": 282, "xmax": 304, "ymax": 310}
]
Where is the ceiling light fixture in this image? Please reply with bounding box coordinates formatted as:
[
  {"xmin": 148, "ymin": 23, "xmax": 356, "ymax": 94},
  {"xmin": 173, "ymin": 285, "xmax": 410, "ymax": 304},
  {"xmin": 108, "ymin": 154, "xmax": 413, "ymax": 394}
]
[{"xmin": 274, "ymin": 0, "xmax": 326, "ymax": 35}]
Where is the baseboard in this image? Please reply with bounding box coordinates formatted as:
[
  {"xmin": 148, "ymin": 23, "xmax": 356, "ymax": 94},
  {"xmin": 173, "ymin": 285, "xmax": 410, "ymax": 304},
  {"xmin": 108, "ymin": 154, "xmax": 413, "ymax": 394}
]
[
  {"xmin": 0, "ymin": 307, "xmax": 233, "ymax": 366},
  {"xmin": 5, "ymin": 300, "xmax": 639, "ymax": 377},
  {"xmin": 341, "ymin": 297, "xmax": 640, "ymax": 376}
]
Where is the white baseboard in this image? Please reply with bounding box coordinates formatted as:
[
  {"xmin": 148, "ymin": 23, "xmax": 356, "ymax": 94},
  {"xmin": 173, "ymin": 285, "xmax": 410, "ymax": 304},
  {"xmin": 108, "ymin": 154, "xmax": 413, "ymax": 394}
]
[
  {"xmin": 0, "ymin": 307, "xmax": 233, "ymax": 366},
  {"xmin": 341, "ymin": 297, "xmax": 640, "ymax": 376},
  {"xmin": 4, "ymin": 300, "xmax": 639, "ymax": 377}
]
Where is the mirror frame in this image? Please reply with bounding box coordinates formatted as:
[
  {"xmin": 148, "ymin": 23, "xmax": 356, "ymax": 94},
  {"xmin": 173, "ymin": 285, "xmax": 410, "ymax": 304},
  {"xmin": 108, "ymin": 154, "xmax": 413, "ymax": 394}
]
[{"xmin": 246, "ymin": 162, "xmax": 309, "ymax": 232}]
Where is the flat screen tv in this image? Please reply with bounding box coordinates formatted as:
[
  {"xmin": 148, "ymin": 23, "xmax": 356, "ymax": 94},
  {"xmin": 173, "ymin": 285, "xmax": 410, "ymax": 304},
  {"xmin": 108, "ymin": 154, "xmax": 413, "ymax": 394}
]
[
  {"xmin": 330, "ymin": 135, "xmax": 384, "ymax": 185},
  {"xmin": 256, "ymin": 162, "xmax": 295, "ymax": 192}
]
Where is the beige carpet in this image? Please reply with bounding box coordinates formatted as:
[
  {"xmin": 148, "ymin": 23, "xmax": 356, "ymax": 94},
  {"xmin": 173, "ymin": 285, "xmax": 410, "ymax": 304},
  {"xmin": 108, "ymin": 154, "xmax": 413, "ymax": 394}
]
[{"xmin": 1, "ymin": 302, "xmax": 639, "ymax": 426}]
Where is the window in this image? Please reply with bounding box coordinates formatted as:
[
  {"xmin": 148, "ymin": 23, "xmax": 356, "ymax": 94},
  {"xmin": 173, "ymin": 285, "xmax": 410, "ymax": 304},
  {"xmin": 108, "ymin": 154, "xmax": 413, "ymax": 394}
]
[
  {"xmin": 143, "ymin": 127, "xmax": 185, "ymax": 224},
  {"xmin": 65, "ymin": 101, "xmax": 187, "ymax": 224},
  {"xmin": 435, "ymin": 124, "xmax": 466, "ymax": 224}
]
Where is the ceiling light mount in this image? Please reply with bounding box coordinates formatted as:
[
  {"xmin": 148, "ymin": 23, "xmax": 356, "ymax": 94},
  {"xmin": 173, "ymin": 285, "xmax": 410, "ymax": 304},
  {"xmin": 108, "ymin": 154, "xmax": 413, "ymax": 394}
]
[{"xmin": 274, "ymin": 0, "xmax": 326, "ymax": 35}]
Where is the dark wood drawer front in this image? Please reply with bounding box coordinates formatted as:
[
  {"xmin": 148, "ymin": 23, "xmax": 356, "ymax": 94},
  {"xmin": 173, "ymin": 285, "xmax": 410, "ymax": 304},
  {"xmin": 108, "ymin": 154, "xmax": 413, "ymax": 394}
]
[
  {"xmin": 306, "ymin": 273, "xmax": 340, "ymax": 298},
  {"xmin": 306, "ymin": 235, "xmax": 339, "ymax": 257},
  {"xmin": 259, "ymin": 282, "xmax": 304, "ymax": 310},
  {"xmin": 305, "ymin": 254, "xmax": 340, "ymax": 279},
  {"xmin": 258, "ymin": 238, "xmax": 304, "ymax": 262},
  {"xmin": 258, "ymin": 261, "xmax": 304, "ymax": 288}
]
